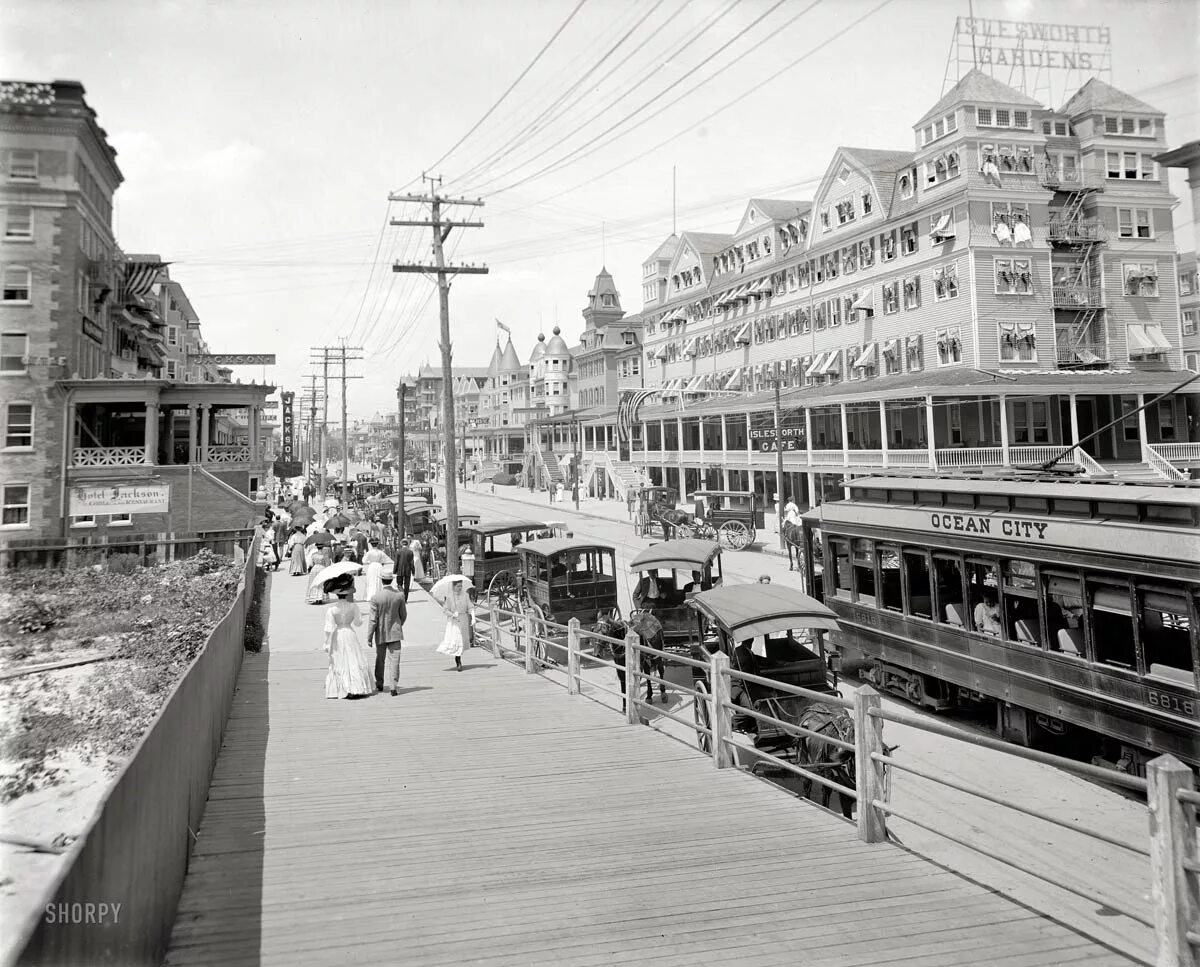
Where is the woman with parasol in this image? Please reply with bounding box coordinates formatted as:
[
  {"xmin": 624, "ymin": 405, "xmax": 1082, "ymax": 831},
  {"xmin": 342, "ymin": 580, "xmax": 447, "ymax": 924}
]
[
  {"xmin": 306, "ymin": 542, "xmax": 334, "ymax": 604},
  {"xmin": 317, "ymin": 567, "xmax": 375, "ymax": 699},
  {"xmin": 432, "ymin": 574, "xmax": 473, "ymax": 671},
  {"xmin": 286, "ymin": 526, "xmax": 308, "ymax": 576}
]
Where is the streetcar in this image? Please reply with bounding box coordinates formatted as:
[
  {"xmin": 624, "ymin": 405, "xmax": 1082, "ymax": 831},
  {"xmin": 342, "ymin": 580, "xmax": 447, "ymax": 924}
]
[{"xmin": 801, "ymin": 472, "xmax": 1200, "ymax": 774}]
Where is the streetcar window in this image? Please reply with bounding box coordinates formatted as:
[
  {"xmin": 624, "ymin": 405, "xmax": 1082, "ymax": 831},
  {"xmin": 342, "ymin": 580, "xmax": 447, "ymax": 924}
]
[
  {"xmin": 1143, "ymin": 503, "xmax": 1194, "ymax": 525},
  {"xmin": 1139, "ymin": 589, "xmax": 1195, "ymax": 686},
  {"xmin": 1095, "ymin": 500, "xmax": 1138, "ymax": 521},
  {"xmin": 527, "ymin": 557, "xmax": 550, "ymax": 583},
  {"xmin": 903, "ymin": 551, "xmax": 933, "ymax": 618},
  {"xmin": 864, "ymin": 488, "xmax": 889, "ymax": 502},
  {"xmin": 889, "ymin": 489, "xmax": 916, "ymax": 505},
  {"xmin": 946, "ymin": 491, "xmax": 975, "ymax": 509},
  {"xmin": 966, "ymin": 560, "xmax": 1001, "ymax": 635},
  {"xmin": 1044, "ymin": 573, "xmax": 1085, "ymax": 659},
  {"xmin": 977, "ymin": 494, "xmax": 1010, "ymax": 511},
  {"xmin": 1013, "ymin": 496, "xmax": 1049, "ymax": 514},
  {"xmin": 934, "ymin": 554, "xmax": 966, "ymax": 626},
  {"xmin": 1089, "ymin": 582, "xmax": 1136, "ymax": 671},
  {"xmin": 852, "ymin": 539, "xmax": 876, "ymax": 605},
  {"xmin": 1053, "ymin": 498, "xmax": 1091, "ymax": 518},
  {"xmin": 829, "ymin": 540, "xmax": 851, "ymax": 598},
  {"xmin": 1002, "ymin": 561, "xmax": 1041, "ymax": 646},
  {"xmin": 878, "ymin": 545, "xmax": 902, "ymax": 612}
]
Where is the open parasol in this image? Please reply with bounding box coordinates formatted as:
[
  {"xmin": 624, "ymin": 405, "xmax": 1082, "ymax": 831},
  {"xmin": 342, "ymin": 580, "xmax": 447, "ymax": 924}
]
[
  {"xmin": 430, "ymin": 573, "xmax": 473, "ymax": 604},
  {"xmin": 304, "ymin": 531, "xmax": 334, "ymax": 547},
  {"xmin": 310, "ymin": 560, "xmax": 362, "ymax": 591},
  {"xmin": 323, "ymin": 513, "xmax": 352, "ymax": 531}
]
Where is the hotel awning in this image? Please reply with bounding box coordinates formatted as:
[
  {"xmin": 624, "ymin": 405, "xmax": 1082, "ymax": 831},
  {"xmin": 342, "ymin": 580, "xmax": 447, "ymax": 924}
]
[
  {"xmin": 849, "ymin": 288, "xmax": 874, "ymax": 313},
  {"xmin": 655, "ymin": 345, "xmax": 669, "ymax": 360},
  {"xmin": 1127, "ymin": 323, "xmax": 1171, "ymax": 356},
  {"xmin": 734, "ymin": 321, "xmax": 751, "ymax": 345},
  {"xmin": 684, "ymin": 375, "xmax": 705, "ymax": 392},
  {"xmin": 882, "ymin": 338, "xmax": 901, "ymax": 357},
  {"xmin": 930, "ymin": 212, "xmax": 955, "ymax": 240},
  {"xmin": 818, "ymin": 349, "xmax": 842, "ymax": 376},
  {"xmin": 804, "ymin": 352, "xmax": 828, "ymax": 378},
  {"xmin": 682, "ymin": 338, "xmax": 698, "ymax": 357},
  {"xmin": 853, "ymin": 343, "xmax": 877, "ymax": 369},
  {"xmin": 723, "ymin": 367, "xmax": 742, "ymax": 390}
]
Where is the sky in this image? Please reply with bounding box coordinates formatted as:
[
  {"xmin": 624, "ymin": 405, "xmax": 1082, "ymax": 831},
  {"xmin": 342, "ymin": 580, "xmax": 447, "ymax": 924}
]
[{"xmin": 3, "ymin": 0, "xmax": 1198, "ymax": 420}]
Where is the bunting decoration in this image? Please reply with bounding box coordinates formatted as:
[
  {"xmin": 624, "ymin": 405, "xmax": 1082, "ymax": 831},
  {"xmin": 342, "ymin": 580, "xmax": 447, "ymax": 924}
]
[{"xmin": 616, "ymin": 388, "xmax": 659, "ymax": 443}]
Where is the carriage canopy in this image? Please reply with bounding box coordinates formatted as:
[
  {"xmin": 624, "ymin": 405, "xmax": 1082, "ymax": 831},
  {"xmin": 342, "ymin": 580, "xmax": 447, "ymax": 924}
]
[
  {"xmin": 629, "ymin": 539, "xmax": 722, "ymax": 573},
  {"xmin": 688, "ymin": 584, "xmax": 840, "ymax": 640}
]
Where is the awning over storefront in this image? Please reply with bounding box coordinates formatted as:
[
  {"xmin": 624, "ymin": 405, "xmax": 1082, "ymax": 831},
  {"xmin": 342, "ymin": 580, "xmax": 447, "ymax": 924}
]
[
  {"xmin": 1127, "ymin": 323, "xmax": 1171, "ymax": 355},
  {"xmin": 684, "ymin": 375, "xmax": 705, "ymax": 392}
]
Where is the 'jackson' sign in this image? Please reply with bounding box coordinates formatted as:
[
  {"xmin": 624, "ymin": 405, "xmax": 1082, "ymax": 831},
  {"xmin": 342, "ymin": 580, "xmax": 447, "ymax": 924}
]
[{"xmin": 280, "ymin": 391, "xmax": 295, "ymax": 462}]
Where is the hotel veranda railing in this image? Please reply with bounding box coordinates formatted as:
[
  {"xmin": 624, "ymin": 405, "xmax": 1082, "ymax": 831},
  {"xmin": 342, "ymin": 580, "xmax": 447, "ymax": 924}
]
[{"xmin": 71, "ymin": 446, "xmax": 149, "ymax": 467}]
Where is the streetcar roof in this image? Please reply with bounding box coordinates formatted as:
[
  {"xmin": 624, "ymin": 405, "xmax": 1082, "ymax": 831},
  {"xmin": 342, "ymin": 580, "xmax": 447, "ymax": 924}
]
[
  {"xmin": 432, "ymin": 511, "xmax": 479, "ymax": 523},
  {"xmin": 461, "ymin": 519, "xmax": 553, "ymax": 536},
  {"xmin": 688, "ymin": 585, "xmax": 840, "ymax": 638},
  {"xmin": 629, "ymin": 539, "xmax": 722, "ymax": 572},
  {"xmin": 840, "ymin": 473, "xmax": 1200, "ymax": 506},
  {"xmin": 517, "ymin": 538, "xmax": 615, "ymax": 558}
]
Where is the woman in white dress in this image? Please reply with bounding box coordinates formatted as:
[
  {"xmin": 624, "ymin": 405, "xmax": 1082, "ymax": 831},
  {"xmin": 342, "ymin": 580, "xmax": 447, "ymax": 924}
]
[
  {"xmin": 435, "ymin": 576, "xmax": 472, "ymax": 671},
  {"xmin": 361, "ymin": 540, "xmax": 389, "ymax": 602},
  {"xmin": 322, "ymin": 574, "xmax": 376, "ymax": 699}
]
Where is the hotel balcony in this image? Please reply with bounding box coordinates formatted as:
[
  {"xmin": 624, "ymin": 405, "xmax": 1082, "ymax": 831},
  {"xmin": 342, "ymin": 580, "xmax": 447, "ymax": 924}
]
[
  {"xmin": 1046, "ymin": 217, "xmax": 1106, "ymax": 244},
  {"xmin": 1038, "ymin": 163, "xmax": 1102, "ymax": 192},
  {"xmin": 1052, "ymin": 285, "xmax": 1104, "ymax": 310}
]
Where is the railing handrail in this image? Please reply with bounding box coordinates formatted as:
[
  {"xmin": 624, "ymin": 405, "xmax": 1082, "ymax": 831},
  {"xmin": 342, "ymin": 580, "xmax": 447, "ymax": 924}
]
[{"xmin": 1143, "ymin": 443, "xmax": 1188, "ymax": 481}]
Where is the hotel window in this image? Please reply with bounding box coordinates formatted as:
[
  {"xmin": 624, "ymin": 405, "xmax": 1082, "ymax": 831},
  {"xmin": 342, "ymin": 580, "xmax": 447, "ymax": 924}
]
[
  {"xmin": 1011, "ymin": 401, "xmax": 1049, "ymax": 443},
  {"xmin": 995, "ymin": 258, "xmax": 1032, "ymax": 295},
  {"xmin": 7, "ymin": 150, "xmax": 37, "ymax": 182},
  {"xmin": 1118, "ymin": 208, "xmax": 1153, "ymax": 239},
  {"xmin": 1181, "ymin": 271, "xmax": 1196, "ymax": 296},
  {"xmin": 166, "ymin": 359, "xmax": 177, "ymax": 380},
  {"xmin": 1184, "ymin": 310, "xmax": 1198, "ymax": 337},
  {"xmin": 814, "ymin": 302, "xmax": 827, "ymax": 331},
  {"xmin": 859, "ymin": 236, "xmax": 875, "ymax": 268},
  {"xmin": 995, "ymin": 109, "xmax": 1010, "ymax": 126},
  {"xmin": 999, "ymin": 322, "xmax": 1037, "ymax": 362},
  {"xmin": 824, "ymin": 252, "xmax": 839, "ymax": 281},
  {"xmin": 829, "ymin": 297, "xmax": 842, "ymax": 328},
  {"xmin": 799, "ymin": 306, "xmax": 811, "ymax": 333},
  {"xmin": 880, "ymin": 229, "xmax": 897, "ymax": 262},
  {"xmin": 977, "ymin": 108, "xmax": 992, "ymax": 126},
  {"xmin": 71, "ymin": 515, "xmax": 96, "ymax": 528},
  {"xmin": 4, "ymin": 207, "xmax": 32, "ymax": 240},
  {"xmin": 933, "ymin": 263, "xmax": 958, "ymax": 301},
  {"xmin": 836, "ymin": 197, "xmax": 855, "ymax": 225},
  {"xmin": 1106, "ymin": 151, "xmax": 1156, "ymax": 181},
  {"xmin": 167, "ymin": 325, "xmax": 179, "ymax": 345},
  {"xmin": 1120, "ymin": 396, "xmax": 1139, "ymax": 441},
  {"xmin": 1158, "ymin": 400, "xmax": 1177, "ymax": 441},
  {"xmin": 1, "ymin": 332, "xmax": 28, "ymax": 372},
  {"xmin": 2, "ymin": 266, "xmax": 31, "ymax": 303},
  {"xmin": 4, "ymin": 402, "xmax": 32, "ymax": 448},
  {"xmin": 898, "ymin": 171, "xmax": 914, "ymax": 200},
  {"xmin": 1123, "ymin": 262, "xmax": 1159, "ymax": 297},
  {"xmin": 906, "ymin": 335, "xmax": 924, "ymax": 371},
  {"xmin": 900, "ymin": 222, "xmax": 918, "ymax": 256},
  {"xmin": 820, "ymin": 207, "xmax": 831, "ymax": 232},
  {"xmin": 2, "ymin": 484, "xmax": 30, "ymax": 527},
  {"xmin": 861, "ymin": 191, "xmax": 872, "ymax": 215},
  {"xmin": 936, "ymin": 327, "xmax": 962, "ymax": 366},
  {"xmin": 881, "ymin": 281, "xmax": 899, "ymax": 314},
  {"xmin": 110, "ymin": 513, "xmax": 132, "ymax": 526},
  {"xmin": 992, "ymin": 202, "xmax": 1031, "ymax": 246},
  {"xmin": 903, "ymin": 276, "xmax": 921, "ymax": 310},
  {"xmin": 883, "ymin": 341, "xmax": 902, "ymax": 375},
  {"xmin": 1104, "ymin": 115, "xmax": 1155, "ymax": 138},
  {"xmin": 842, "ymin": 245, "xmax": 857, "ymax": 275}
]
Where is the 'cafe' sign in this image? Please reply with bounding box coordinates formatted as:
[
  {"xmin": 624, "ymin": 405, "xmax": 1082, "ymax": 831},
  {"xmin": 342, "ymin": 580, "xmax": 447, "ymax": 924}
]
[{"xmin": 749, "ymin": 425, "xmax": 804, "ymax": 453}]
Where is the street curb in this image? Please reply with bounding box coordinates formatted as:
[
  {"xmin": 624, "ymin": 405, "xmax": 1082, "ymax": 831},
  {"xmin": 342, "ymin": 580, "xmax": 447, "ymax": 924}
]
[{"xmin": 437, "ymin": 484, "xmax": 793, "ymax": 560}]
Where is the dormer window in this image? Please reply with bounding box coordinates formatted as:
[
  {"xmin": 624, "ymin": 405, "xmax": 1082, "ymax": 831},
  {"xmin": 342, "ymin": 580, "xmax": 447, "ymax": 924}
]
[
  {"xmin": 861, "ymin": 192, "xmax": 872, "ymax": 215},
  {"xmin": 602, "ymin": 294, "xmax": 614, "ymax": 307},
  {"xmin": 1104, "ymin": 115, "xmax": 1155, "ymax": 138},
  {"xmin": 837, "ymin": 165, "xmax": 851, "ymax": 183},
  {"xmin": 820, "ymin": 207, "xmax": 831, "ymax": 231},
  {"xmin": 898, "ymin": 172, "xmax": 913, "ymax": 200}
]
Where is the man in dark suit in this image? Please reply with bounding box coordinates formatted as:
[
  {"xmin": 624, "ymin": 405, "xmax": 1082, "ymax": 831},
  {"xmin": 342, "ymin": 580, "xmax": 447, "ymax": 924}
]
[
  {"xmin": 366, "ymin": 579, "xmax": 408, "ymax": 695},
  {"xmin": 394, "ymin": 540, "xmax": 415, "ymax": 602}
]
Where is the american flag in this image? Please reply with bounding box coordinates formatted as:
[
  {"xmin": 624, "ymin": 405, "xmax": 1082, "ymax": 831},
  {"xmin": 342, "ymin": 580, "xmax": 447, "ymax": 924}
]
[
  {"xmin": 123, "ymin": 261, "xmax": 167, "ymax": 298},
  {"xmin": 495, "ymin": 318, "xmax": 511, "ymax": 336},
  {"xmin": 616, "ymin": 388, "xmax": 658, "ymax": 442}
]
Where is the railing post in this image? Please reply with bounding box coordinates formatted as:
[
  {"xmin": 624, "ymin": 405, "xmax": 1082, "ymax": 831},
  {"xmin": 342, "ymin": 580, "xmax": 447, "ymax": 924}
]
[
  {"xmin": 566, "ymin": 618, "xmax": 580, "ymax": 695},
  {"xmin": 1147, "ymin": 754, "xmax": 1199, "ymax": 967},
  {"xmin": 710, "ymin": 651, "xmax": 732, "ymax": 769},
  {"xmin": 853, "ymin": 685, "xmax": 888, "ymax": 844},
  {"xmin": 624, "ymin": 630, "xmax": 639, "ymax": 725},
  {"xmin": 488, "ymin": 601, "xmax": 500, "ymax": 659},
  {"xmin": 523, "ymin": 612, "xmax": 535, "ymax": 674}
]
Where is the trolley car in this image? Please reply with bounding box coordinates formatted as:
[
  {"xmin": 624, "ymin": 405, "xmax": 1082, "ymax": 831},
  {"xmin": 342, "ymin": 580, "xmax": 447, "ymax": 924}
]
[{"xmin": 802, "ymin": 472, "xmax": 1200, "ymax": 773}]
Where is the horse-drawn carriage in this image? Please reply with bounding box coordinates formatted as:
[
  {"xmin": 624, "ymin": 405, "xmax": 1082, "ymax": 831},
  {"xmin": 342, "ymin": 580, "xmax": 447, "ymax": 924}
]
[
  {"xmin": 686, "ymin": 489, "xmax": 762, "ymax": 550},
  {"xmin": 464, "ymin": 520, "xmax": 566, "ymax": 607},
  {"xmin": 631, "ymin": 486, "xmax": 686, "ymax": 540},
  {"xmin": 404, "ymin": 484, "xmax": 435, "ymax": 504},
  {"xmin": 628, "ymin": 539, "xmax": 723, "ymax": 648},
  {"xmin": 686, "ymin": 584, "xmax": 858, "ymax": 809}
]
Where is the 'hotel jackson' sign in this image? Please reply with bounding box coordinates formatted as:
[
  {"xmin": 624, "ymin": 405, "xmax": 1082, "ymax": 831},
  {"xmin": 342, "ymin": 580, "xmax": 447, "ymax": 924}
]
[{"xmin": 70, "ymin": 485, "xmax": 169, "ymax": 516}]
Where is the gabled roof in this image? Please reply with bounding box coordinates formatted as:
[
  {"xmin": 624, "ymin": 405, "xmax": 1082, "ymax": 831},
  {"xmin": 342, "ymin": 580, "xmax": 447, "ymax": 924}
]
[
  {"xmin": 916, "ymin": 68, "xmax": 1040, "ymax": 126},
  {"xmin": 682, "ymin": 231, "xmax": 732, "ymax": 255},
  {"xmin": 748, "ymin": 198, "xmax": 810, "ymax": 221},
  {"xmin": 645, "ymin": 233, "xmax": 680, "ymax": 264},
  {"xmin": 818, "ymin": 147, "xmax": 915, "ymax": 221},
  {"xmin": 1062, "ymin": 77, "xmax": 1163, "ymax": 117}
]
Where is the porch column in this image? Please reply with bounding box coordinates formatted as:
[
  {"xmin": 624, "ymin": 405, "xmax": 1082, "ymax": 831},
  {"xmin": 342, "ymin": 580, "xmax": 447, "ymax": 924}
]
[
  {"xmin": 840, "ymin": 403, "xmax": 850, "ymax": 467},
  {"xmin": 879, "ymin": 400, "xmax": 889, "ymax": 468},
  {"xmin": 745, "ymin": 413, "xmax": 753, "ymax": 466},
  {"xmin": 698, "ymin": 418, "xmax": 705, "ymax": 468},
  {"xmin": 187, "ymin": 404, "xmax": 198, "ymax": 463},
  {"xmin": 676, "ymin": 416, "xmax": 684, "ymax": 475},
  {"xmin": 1000, "ymin": 397, "xmax": 1011, "ymax": 466},
  {"xmin": 1137, "ymin": 393, "xmax": 1148, "ymax": 444},
  {"xmin": 143, "ymin": 403, "xmax": 159, "ymax": 465},
  {"xmin": 807, "ymin": 471, "xmax": 817, "ymax": 509},
  {"xmin": 200, "ymin": 404, "xmax": 211, "ymax": 461},
  {"xmin": 641, "ymin": 421, "xmax": 649, "ymax": 464},
  {"xmin": 804, "ymin": 407, "xmax": 813, "ymax": 469},
  {"xmin": 1069, "ymin": 394, "xmax": 1080, "ymax": 444},
  {"xmin": 924, "ymin": 395, "xmax": 937, "ymax": 470},
  {"xmin": 720, "ymin": 413, "xmax": 729, "ymax": 459},
  {"xmin": 248, "ymin": 404, "xmax": 258, "ymax": 459},
  {"xmin": 722, "ymin": 468, "xmax": 731, "ymax": 488}
]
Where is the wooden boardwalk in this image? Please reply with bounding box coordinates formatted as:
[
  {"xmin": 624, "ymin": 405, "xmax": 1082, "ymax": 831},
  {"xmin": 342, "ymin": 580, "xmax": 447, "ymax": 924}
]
[{"xmin": 165, "ymin": 573, "xmax": 1137, "ymax": 967}]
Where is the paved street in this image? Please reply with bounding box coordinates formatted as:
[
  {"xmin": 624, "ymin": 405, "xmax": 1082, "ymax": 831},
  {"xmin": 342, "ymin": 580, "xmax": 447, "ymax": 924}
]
[{"xmin": 447, "ymin": 483, "xmax": 1157, "ymax": 963}]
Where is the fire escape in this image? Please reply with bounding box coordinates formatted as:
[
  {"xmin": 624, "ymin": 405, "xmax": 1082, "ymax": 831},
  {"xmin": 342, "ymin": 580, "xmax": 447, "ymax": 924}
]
[{"xmin": 1043, "ymin": 162, "xmax": 1107, "ymax": 368}]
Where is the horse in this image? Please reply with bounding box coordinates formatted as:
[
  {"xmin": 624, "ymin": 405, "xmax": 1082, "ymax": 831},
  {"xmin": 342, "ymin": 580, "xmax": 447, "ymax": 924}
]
[
  {"xmin": 781, "ymin": 520, "xmax": 805, "ymax": 571},
  {"xmin": 592, "ymin": 612, "xmax": 668, "ymax": 709},
  {"xmin": 794, "ymin": 703, "xmax": 857, "ymax": 819}
]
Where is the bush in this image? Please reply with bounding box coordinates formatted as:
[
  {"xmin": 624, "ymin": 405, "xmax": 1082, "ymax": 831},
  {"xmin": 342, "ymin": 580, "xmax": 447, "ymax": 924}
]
[
  {"xmin": 106, "ymin": 553, "xmax": 143, "ymax": 575},
  {"xmin": 8, "ymin": 597, "xmax": 59, "ymax": 635}
]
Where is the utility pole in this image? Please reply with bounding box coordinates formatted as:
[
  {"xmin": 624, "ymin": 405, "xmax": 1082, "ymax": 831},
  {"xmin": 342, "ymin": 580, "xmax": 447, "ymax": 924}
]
[
  {"xmin": 302, "ymin": 373, "xmax": 324, "ymax": 490},
  {"xmin": 311, "ymin": 344, "xmax": 363, "ymax": 506},
  {"xmin": 573, "ymin": 417, "xmax": 582, "ymax": 510},
  {"xmin": 391, "ymin": 176, "xmax": 487, "ymax": 575},
  {"xmin": 320, "ymin": 353, "xmax": 330, "ymax": 500},
  {"xmin": 773, "ymin": 380, "xmax": 785, "ymax": 550},
  {"xmin": 396, "ymin": 380, "xmax": 407, "ymax": 555}
]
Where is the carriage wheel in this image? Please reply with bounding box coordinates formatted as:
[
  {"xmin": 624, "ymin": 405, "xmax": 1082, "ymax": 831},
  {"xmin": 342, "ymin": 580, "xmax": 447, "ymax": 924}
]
[
  {"xmin": 693, "ymin": 521, "xmax": 718, "ymax": 542},
  {"xmin": 487, "ymin": 570, "xmax": 518, "ymax": 615},
  {"xmin": 719, "ymin": 520, "xmax": 752, "ymax": 551},
  {"xmin": 673, "ymin": 522, "xmax": 694, "ymax": 539},
  {"xmin": 694, "ymin": 679, "xmax": 713, "ymax": 754}
]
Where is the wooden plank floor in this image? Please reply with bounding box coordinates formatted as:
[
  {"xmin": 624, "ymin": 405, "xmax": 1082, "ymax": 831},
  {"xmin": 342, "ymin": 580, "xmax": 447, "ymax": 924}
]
[{"xmin": 165, "ymin": 572, "xmax": 1137, "ymax": 967}]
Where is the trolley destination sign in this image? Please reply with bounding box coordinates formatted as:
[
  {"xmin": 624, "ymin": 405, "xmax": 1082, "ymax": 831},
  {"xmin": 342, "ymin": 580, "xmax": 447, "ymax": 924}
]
[{"xmin": 930, "ymin": 512, "xmax": 1048, "ymax": 540}]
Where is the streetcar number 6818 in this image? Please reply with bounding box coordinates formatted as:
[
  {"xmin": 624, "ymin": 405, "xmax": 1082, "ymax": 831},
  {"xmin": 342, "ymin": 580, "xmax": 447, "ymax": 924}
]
[{"xmin": 1148, "ymin": 690, "xmax": 1196, "ymax": 716}]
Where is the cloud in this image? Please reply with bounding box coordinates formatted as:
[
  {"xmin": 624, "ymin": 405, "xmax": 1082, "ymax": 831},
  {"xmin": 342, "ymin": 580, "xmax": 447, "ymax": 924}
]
[{"xmin": 110, "ymin": 132, "xmax": 265, "ymax": 187}]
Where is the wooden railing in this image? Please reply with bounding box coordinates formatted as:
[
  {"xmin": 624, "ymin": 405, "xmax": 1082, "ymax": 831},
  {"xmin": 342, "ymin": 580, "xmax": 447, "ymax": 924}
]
[
  {"xmin": 1046, "ymin": 217, "xmax": 1107, "ymax": 243},
  {"xmin": 71, "ymin": 446, "xmax": 148, "ymax": 467},
  {"xmin": 1151, "ymin": 442, "xmax": 1200, "ymax": 465},
  {"xmin": 1053, "ymin": 285, "xmax": 1104, "ymax": 309},
  {"xmin": 202, "ymin": 445, "xmax": 252, "ymax": 464},
  {"xmin": 478, "ymin": 604, "xmax": 1198, "ymax": 965},
  {"xmin": 1144, "ymin": 443, "xmax": 1188, "ymax": 481}
]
